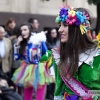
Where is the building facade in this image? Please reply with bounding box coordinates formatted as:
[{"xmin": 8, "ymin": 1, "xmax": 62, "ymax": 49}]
[{"xmin": 0, "ymin": 0, "xmax": 96, "ymax": 30}]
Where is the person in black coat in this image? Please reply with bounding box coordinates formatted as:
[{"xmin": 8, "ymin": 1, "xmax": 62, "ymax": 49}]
[{"xmin": 0, "ymin": 64, "xmax": 23, "ymax": 100}]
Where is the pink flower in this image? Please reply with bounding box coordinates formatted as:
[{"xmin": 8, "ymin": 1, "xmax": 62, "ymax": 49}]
[{"xmin": 66, "ymin": 15, "xmax": 76, "ymax": 25}]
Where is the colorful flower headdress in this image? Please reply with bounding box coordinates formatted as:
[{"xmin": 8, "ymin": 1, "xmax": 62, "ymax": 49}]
[{"xmin": 55, "ymin": 4, "xmax": 91, "ymax": 35}]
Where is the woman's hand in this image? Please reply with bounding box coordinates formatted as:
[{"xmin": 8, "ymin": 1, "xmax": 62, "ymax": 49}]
[
  {"xmin": 9, "ymin": 86, "xmax": 14, "ymax": 89},
  {"xmin": 0, "ymin": 90, "xmax": 2, "ymax": 94},
  {"xmin": 16, "ymin": 35, "xmax": 23, "ymax": 46},
  {"xmin": 0, "ymin": 79, "xmax": 8, "ymax": 87}
]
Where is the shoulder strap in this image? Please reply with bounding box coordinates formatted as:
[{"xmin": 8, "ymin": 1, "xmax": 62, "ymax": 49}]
[{"xmin": 60, "ymin": 73, "xmax": 91, "ymax": 97}]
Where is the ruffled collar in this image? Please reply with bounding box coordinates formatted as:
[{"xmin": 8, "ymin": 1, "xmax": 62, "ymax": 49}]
[
  {"xmin": 78, "ymin": 48, "xmax": 100, "ymax": 67},
  {"xmin": 52, "ymin": 47, "xmax": 100, "ymax": 68}
]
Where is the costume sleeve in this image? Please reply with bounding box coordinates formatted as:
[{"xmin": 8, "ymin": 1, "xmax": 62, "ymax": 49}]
[
  {"xmin": 41, "ymin": 41, "xmax": 48, "ymax": 56},
  {"xmin": 40, "ymin": 50, "xmax": 53, "ymax": 68},
  {"xmin": 78, "ymin": 55, "xmax": 100, "ymax": 90},
  {"xmin": 14, "ymin": 44, "xmax": 21, "ymax": 60}
]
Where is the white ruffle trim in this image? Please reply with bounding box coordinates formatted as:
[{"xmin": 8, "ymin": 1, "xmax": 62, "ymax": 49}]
[{"xmin": 28, "ymin": 31, "xmax": 46, "ymax": 45}]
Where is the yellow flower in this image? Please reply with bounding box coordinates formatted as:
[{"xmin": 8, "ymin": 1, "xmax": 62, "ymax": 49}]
[
  {"xmin": 96, "ymin": 33, "xmax": 100, "ymax": 48},
  {"xmin": 96, "ymin": 33, "xmax": 100, "ymax": 41},
  {"xmin": 97, "ymin": 41, "xmax": 100, "ymax": 48},
  {"xmin": 68, "ymin": 10, "xmax": 75, "ymax": 17}
]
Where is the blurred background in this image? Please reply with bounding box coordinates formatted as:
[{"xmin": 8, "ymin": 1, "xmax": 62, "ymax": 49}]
[
  {"xmin": 0, "ymin": 0, "xmax": 100, "ymax": 100},
  {"xmin": 0, "ymin": 0, "xmax": 99, "ymax": 33}
]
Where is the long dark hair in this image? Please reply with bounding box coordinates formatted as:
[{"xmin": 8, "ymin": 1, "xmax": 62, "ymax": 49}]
[
  {"xmin": 46, "ymin": 28, "xmax": 59, "ymax": 44},
  {"xmin": 58, "ymin": 8, "xmax": 96, "ymax": 79},
  {"xmin": 19, "ymin": 22, "xmax": 32, "ymax": 55}
]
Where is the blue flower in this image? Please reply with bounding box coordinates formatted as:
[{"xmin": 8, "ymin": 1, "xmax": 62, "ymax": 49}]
[
  {"xmin": 60, "ymin": 8, "xmax": 68, "ymax": 22},
  {"xmin": 76, "ymin": 11, "xmax": 86, "ymax": 23}
]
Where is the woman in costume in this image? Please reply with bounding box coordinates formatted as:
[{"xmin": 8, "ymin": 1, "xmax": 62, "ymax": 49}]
[
  {"xmin": 40, "ymin": 5, "xmax": 100, "ymax": 100},
  {"xmin": 12, "ymin": 23, "xmax": 54, "ymax": 100}
]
